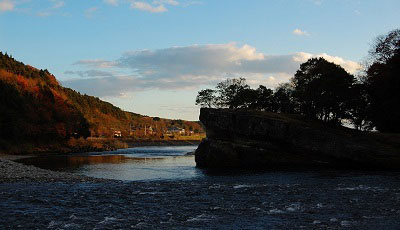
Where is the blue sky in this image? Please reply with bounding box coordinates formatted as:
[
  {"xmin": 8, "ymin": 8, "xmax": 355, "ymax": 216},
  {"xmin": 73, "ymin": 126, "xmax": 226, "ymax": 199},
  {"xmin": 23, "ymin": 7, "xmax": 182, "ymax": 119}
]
[{"xmin": 1, "ymin": 0, "xmax": 399, "ymax": 120}]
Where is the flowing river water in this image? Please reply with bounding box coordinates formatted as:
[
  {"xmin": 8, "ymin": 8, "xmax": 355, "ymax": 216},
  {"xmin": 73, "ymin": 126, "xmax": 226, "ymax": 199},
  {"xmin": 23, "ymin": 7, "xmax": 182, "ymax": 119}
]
[{"xmin": 2, "ymin": 146, "xmax": 400, "ymax": 229}]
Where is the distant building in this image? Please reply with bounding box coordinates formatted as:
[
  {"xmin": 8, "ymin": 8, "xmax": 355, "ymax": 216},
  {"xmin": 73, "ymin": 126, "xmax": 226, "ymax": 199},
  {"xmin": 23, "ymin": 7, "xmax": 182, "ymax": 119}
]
[
  {"xmin": 166, "ymin": 127, "xmax": 185, "ymax": 135},
  {"xmin": 146, "ymin": 126, "xmax": 154, "ymax": 135},
  {"xmin": 113, "ymin": 130, "xmax": 122, "ymax": 138}
]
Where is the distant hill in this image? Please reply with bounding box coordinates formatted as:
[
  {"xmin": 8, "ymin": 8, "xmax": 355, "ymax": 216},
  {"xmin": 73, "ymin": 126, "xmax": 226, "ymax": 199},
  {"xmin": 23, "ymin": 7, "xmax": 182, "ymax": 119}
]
[{"xmin": 0, "ymin": 52, "xmax": 203, "ymax": 153}]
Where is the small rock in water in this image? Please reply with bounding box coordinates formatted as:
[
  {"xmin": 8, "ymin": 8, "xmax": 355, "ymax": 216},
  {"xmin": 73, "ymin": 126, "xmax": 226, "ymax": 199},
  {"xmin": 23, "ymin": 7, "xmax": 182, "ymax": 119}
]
[{"xmin": 268, "ymin": 209, "xmax": 284, "ymax": 214}]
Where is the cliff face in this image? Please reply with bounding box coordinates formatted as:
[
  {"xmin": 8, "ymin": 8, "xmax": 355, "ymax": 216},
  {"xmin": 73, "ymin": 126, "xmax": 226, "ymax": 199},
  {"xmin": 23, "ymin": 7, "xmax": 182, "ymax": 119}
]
[{"xmin": 195, "ymin": 108, "xmax": 400, "ymax": 170}]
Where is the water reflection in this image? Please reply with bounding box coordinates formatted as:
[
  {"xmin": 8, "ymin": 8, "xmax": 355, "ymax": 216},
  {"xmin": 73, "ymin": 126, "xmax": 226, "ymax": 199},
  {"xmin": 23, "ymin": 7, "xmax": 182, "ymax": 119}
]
[{"xmin": 17, "ymin": 146, "xmax": 202, "ymax": 181}]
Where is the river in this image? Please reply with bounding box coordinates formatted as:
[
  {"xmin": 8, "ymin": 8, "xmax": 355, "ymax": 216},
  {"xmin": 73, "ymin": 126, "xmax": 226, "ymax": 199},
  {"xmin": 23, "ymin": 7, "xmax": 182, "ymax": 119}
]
[
  {"xmin": 16, "ymin": 146, "xmax": 201, "ymax": 181},
  {"xmin": 2, "ymin": 146, "xmax": 400, "ymax": 229}
]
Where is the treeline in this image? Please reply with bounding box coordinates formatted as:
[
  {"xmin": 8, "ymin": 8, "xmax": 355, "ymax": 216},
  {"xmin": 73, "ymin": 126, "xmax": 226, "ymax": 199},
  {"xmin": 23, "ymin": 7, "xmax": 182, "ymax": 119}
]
[
  {"xmin": 0, "ymin": 52, "xmax": 58, "ymax": 86},
  {"xmin": 196, "ymin": 29, "xmax": 400, "ymax": 133}
]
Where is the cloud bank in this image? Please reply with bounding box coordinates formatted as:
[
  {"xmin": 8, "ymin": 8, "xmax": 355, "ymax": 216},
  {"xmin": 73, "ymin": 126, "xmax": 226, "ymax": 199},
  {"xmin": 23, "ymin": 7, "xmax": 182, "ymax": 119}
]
[{"xmin": 63, "ymin": 43, "xmax": 361, "ymax": 97}]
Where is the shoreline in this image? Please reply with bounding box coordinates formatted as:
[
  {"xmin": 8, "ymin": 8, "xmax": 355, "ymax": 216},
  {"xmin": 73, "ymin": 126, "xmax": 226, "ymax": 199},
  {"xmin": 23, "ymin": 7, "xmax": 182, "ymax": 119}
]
[
  {"xmin": 0, "ymin": 155, "xmax": 112, "ymax": 183},
  {"xmin": 0, "ymin": 142, "xmax": 200, "ymax": 183},
  {"xmin": 125, "ymin": 139, "xmax": 201, "ymax": 147},
  {"xmin": 0, "ymin": 139, "xmax": 202, "ymax": 156}
]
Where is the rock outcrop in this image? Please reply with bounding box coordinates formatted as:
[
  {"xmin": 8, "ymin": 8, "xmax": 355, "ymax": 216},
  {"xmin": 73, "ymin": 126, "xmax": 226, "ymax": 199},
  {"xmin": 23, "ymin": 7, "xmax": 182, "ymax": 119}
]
[{"xmin": 195, "ymin": 108, "xmax": 400, "ymax": 170}]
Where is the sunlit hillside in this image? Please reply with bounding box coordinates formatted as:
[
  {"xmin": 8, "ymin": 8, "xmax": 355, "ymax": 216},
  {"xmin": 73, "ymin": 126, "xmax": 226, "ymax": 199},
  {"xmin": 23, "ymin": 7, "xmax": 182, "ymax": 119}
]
[{"xmin": 0, "ymin": 52, "xmax": 204, "ymax": 153}]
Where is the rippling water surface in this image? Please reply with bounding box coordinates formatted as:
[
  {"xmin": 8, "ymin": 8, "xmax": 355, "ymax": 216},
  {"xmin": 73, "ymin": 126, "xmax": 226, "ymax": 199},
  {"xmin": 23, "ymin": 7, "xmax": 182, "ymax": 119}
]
[{"xmin": 3, "ymin": 146, "xmax": 400, "ymax": 229}]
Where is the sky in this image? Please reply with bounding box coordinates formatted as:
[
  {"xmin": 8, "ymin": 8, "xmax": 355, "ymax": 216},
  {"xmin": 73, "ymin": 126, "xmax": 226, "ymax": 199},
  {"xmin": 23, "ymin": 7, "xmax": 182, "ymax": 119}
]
[{"xmin": 1, "ymin": 0, "xmax": 399, "ymax": 120}]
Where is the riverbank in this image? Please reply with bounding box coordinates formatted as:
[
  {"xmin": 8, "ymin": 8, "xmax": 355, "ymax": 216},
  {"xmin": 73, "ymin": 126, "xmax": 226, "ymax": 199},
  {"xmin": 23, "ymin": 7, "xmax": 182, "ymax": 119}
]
[
  {"xmin": 0, "ymin": 139, "xmax": 202, "ymax": 157},
  {"xmin": 0, "ymin": 142, "xmax": 201, "ymax": 183},
  {"xmin": 0, "ymin": 157, "xmax": 108, "ymax": 183},
  {"xmin": 126, "ymin": 139, "xmax": 201, "ymax": 147}
]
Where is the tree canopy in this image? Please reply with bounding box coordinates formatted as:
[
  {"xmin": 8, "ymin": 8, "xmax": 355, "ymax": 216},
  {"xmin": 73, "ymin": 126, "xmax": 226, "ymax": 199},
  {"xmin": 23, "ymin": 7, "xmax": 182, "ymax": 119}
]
[
  {"xmin": 196, "ymin": 58, "xmax": 356, "ymax": 126},
  {"xmin": 368, "ymin": 29, "xmax": 400, "ymax": 64},
  {"xmin": 366, "ymin": 47, "xmax": 400, "ymax": 133},
  {"xmin": 291, "ymin": 57, "xmax": 355, "ymax": 124}
]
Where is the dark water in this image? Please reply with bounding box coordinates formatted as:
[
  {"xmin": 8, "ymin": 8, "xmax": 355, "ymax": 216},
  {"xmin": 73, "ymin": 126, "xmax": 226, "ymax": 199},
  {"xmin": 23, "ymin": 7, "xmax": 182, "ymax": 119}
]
[{"xmin": 3, "ymin": 146, "xmax": 400, "ymax": 229}]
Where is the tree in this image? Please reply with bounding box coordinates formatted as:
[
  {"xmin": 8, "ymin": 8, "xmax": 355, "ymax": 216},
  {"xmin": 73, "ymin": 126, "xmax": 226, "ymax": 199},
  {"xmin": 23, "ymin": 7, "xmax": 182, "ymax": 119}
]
[
  {"xmin": 195, "ymin": 78, "xmax": 260, "ymax": 109},
  {"xmin": 273, "ymin": 83, "xmax": 297, "ymax": 114},
  {"xmin": 368, "ymin": 29, "xmax": 400, "ymax": 64},
  {"xmin": 346, "ymin": 83, "xmax": 372, "ymax": 131},
  {"xmin": 251, "ymin": 85, "xmax": 275, "ymax": 111},
  {"xmin": 361, "ymin": 28, "xmax": 400, "ymax": 133},
  {"xmin": 366, "ymin": 49, "xmax": 400, "ymax": 133},
  {"xmin": 215, "ymin": 77, "xmax": 250, "ymax": 109},
  {"xmin": 195, "ymin": 89, "xmax": 216, "ymax": 108},
  {"xmin": 292, "ymin": 57, "xmax": 355, "ymax": 124},
  {"xmin": 235, "ymin": 87, "xmax": 258, "ymax": 109}
]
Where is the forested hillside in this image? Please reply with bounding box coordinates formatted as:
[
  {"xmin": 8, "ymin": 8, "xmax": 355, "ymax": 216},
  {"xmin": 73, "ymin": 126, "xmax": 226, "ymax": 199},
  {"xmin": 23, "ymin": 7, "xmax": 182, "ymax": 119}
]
[{"xmin": 0, "ymin": 52, "xmax": 203, "ymax": 153}]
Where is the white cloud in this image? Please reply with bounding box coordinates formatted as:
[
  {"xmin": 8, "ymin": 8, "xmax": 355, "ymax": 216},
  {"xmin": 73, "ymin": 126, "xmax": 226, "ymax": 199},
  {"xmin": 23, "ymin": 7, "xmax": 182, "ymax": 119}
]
[
  {"xmin": 50, "ymin": 0, "xmax": 64, "ymax": 9},
  {"xmin": 317, "ymin": 53, "xmax": 361, "ymax": 73},
  {"xmin": 0, "ymin": 0, "xmax": 14, "ymax": 12},
  {"xmin": 292, "ymin": 52, "xmax": 361, "ymax": 74},
  {"xmin": 104, "ymin": 0, "xmax": 119, "ymax": 6},
  {"xmin": 105, "ymin": 0, "xmax": 193, "ymax": 13},
  {"xmin": 85, "ymin": 7, "xmax": 98, "ymax": 18},
  {"xmin": 36, "ymin": 0, "xmax": 65, "ymax": 17},
  {"xmin": 293, "ymin": 28, "xmax": 309, "ymax": 36},
  {"xmin": 130, "ymin": 1, "xmax": 167, "ymax": 13},
  {"xmin": 153, "ymin": 0, "xmax": 179, "ymax": 5},
  {"xmin": 66, "ymin": 43, "xmax": 361, "ymax": 97}
]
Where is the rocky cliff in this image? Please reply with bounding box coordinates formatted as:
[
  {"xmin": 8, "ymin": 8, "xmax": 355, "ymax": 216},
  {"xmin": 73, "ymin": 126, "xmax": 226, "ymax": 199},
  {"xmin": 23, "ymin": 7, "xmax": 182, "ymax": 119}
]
[{"xmin": 195, "ymin": 108, "xmax": 400, "ymax": 170}]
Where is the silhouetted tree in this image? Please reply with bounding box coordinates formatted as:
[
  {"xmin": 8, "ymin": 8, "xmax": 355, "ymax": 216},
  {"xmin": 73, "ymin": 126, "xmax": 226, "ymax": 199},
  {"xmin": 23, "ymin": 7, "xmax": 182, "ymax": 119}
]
[
  {"xmin": 273, "ymin": 83, "xmax": 297, "ymax": 114},
  {"xmin": 366, "ymin": 49, "xmax": 400, "ymax": 133},
  {"xmin": 251, "ymin": 85, "xmax": 275, "ymax": 111},
  {"xmin": 215, "ymin": 77, "xmax": 250, "ymax": 109},
  {"xmin": 368, "ymin": 29, "xmax": 400, "ymax": 64},
  {"xmin": 195, "ymin": 89, "xmax": 216, "ymax": 108},
  {"xmin": 347, "ymin": 83, "xmax": 372, "ymax": 130},
  {"xmin": 292, "ymin": 57, "xmax": 355, "ymax": 124},
  {"xmin": 235, "ymin": 87, "xmax": 258, "ymax": 109}
]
